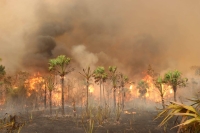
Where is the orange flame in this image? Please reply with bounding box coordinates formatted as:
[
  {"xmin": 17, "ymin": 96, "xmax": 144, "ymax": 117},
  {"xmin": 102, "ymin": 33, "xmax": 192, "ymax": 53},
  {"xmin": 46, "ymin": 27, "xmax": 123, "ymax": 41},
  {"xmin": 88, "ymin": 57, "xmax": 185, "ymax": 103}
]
[{"xmin": 89, "ymin": 85, "xmax": 94, "ymax": 93}]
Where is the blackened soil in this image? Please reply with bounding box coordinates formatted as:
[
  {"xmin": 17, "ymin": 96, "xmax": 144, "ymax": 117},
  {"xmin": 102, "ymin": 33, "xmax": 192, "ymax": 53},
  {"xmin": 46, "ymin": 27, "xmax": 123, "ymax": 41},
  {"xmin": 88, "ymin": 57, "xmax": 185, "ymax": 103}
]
[{"xmin": 17, "ymin": 108, "xmax": 177, "ymax": 133}]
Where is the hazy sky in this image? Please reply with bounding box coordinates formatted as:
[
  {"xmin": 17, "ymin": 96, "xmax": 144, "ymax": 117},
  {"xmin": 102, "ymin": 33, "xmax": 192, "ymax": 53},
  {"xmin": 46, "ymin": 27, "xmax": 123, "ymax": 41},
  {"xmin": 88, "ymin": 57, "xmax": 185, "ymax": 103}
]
[{"xmin": 1, "ymin": 0, "xmax": 200, "ymax": 78}]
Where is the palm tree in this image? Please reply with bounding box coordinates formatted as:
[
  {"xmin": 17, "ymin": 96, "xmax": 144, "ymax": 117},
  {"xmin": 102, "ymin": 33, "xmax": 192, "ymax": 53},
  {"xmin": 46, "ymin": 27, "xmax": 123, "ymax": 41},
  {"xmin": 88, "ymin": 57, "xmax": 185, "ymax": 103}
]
[
  {"xmin": 44, "ymin": 78, "xmax": 47, "ymax": 109},
  {"xmin": 0, "ymin": 65, "xmax": 6, "ymax": 87},
  {"xmin": 118, "ymin": 73, "xmax": 128, "ymax": 109},
  {"xmin": 93, "ymin": 66, "xmax": 107, "ymax": 106},
  {"xmin": 0, "ymin": 59, "xmax": 6, "ymax": 103},
  {"xmin": 154, "ymin": 76, "xmax": 167, "ymax": 109},
  {"xmin": 45, "ymin": 74, "xmax": 56, "ymax": 115},
  {"xmin": 164, "ymin": 70, "xmax": 188, "ymax": 102},
  {"xmin": 108, "ymin": 66, "xmax": 118, "ymax": 110},
  {"xmin": 0, "ymin": 57, "xmax": 6, "ymax": 81},
  {"xmin": 79, "ymin": 67, "xmax": 94, "ymax": 112},
  {"xmin": 48, "ymin": 55, "xmax": 74, "ymax": 115},
  {"xmin": 137, "ymin": 80, "xmax": 149, "ymax": 99}
]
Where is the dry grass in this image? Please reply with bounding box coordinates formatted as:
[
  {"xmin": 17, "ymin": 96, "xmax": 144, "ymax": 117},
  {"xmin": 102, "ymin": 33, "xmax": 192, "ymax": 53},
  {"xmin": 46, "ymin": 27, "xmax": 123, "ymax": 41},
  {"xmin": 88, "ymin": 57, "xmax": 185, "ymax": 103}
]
[{"xmin": 0, "ymin": 113, "xmax": 27, "ymax": 133}]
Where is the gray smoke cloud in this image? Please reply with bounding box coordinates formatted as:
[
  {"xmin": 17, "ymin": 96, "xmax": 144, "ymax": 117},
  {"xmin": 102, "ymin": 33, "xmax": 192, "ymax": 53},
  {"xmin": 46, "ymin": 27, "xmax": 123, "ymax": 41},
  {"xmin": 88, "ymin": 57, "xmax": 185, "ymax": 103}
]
[
  {"xmin": 72, "ymin": 45, "xmax": 98, "ymax": 69},
  {"xmin": 1, "ymin": 0, "xmax": 200, "ymax": 78}
]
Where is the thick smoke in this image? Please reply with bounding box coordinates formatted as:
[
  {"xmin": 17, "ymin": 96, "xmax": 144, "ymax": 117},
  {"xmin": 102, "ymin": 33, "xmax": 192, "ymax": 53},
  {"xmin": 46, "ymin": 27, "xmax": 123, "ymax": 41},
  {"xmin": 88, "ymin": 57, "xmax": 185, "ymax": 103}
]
[
  {"xmin": 1, "ymin": 0, "xmax": 200, "ymax": 78},
  {"xmin": 72, "ymin": 45, "xmax": 98, "ymax": 69}
]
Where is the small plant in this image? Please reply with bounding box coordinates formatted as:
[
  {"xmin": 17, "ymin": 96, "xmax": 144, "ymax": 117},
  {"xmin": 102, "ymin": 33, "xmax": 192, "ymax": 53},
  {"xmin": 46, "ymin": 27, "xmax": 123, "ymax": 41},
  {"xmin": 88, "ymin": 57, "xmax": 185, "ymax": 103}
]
[
  {"xmin": 82, "ymin": 118, "xmax": 95, "ymax": 133},
  {"xmin": 81, "ymin": 106, "xmax": 96, "ymax": 133},
  {"xmin": 95, "ymin": 106, "xmax": 103, "ymax": 126},
  {"xmin": 102, "ymin": 104, "xmax": 111, "ymax": 121},
  {"xmin": 55, "ymin": 109, "xmax": 58, "ymax": 119},
  {"xmin": 0, "ymin": 113, "xmax": 25, "ymax": 133},
  {"xmin": 72, "ymin": 98, "xmax": 76, "ymax": 117},
  {"xmin": 30, "ymin": 111, "xmax": 32, "ymax": 121}
]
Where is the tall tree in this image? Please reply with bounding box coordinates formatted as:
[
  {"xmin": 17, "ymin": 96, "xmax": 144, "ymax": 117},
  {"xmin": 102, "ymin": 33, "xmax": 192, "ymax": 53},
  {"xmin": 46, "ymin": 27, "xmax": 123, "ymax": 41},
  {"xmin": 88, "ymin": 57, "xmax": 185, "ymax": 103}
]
[
  {"xmin": 0, "ymin": 65, "xmax": 6, "ymax": 95},
  {"xmin": 49, "ymin": 55, "xmax": 74, "ymax": 115},
  {"xmin": 108, "ymin": 66, "xmax": 118, "ymax": 110},
  {"xmin": 118, "ymin": 73, "xmax": 128, "ymax": 109},
  {"xmin": 79, "ymin": 67, "xmax": 94, "ymax": 112},
  {"xmin": 0, "ymin": 58, "xmax": 6, "ymax": 82},
  {"xmin": 45, "ymin": 74, "xmax": 55, "ymax": 115},
  {"xmin": 93, "ymin": 66, "xmax": 107, "ymax": 106},
  {"xmin": 0, "ymin": 65, "xmax": 6, "ymax": 80},
  {"xmin": 164, "ymin": 70, "xmax": 188, "ymax": 102},
  {"xmin": 154, "ymin": 76, "xmax": 167, "ymax": 109}
]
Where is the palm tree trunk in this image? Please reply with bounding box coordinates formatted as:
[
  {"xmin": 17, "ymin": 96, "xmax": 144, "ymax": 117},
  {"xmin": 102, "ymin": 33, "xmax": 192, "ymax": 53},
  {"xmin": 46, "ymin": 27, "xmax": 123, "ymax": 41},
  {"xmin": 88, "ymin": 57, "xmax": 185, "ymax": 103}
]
[
  {"xmin": 118, "ymin": 87, "xmax": 120, "ymax": 105},
  {"xmin": 68, "ymin": 84, "xmax": 69, "ymax": 101},
  {"xmin": 61, "ymin": 76, "xmax": 65, "ymax": 115},
  {"xmin": 107, "ymin": 89, "xmax": 110, "ymax": 107},
  {"xmin": 173, "ymin": 86, "xmax": 177, "ymax": 102},
  {"xmin": 100, "ymin": 82, "xmax": 102, "ymax": 106},
  {"xmin": 113, "ymin": 87, "xmax": 116, "ymax": 110},
  {"xmin": 50, "ymin": 91, "xmax": 52, "ymax": 115},
  {"xmin": 122, "ymin": 87, "xmax": 125, "ymax": 110},
  {"xmin": 72, "ymin": 99, "xmax": 76, "ymax": 117},
  {"xmin": 86, "ymin": 80, "xmax": 89, "ymax": 112},
  {"xmin": 44, "ymin": 84, "xmax": 47, "ymax": 109},
  {"xmin": 103, "ymin": 83, "xmax": 106, "ymax": 105},
  {"xmin": 161, "ymin": 94, "xmax": 165, "ymax": 109}
]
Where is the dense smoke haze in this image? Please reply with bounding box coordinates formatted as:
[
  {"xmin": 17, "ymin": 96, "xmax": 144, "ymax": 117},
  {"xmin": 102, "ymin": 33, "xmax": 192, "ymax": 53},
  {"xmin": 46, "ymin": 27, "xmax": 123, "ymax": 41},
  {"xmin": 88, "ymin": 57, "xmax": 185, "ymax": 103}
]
[{"xmin": 1, "ymin": 0, "xmax": 200, "ymax": 78}]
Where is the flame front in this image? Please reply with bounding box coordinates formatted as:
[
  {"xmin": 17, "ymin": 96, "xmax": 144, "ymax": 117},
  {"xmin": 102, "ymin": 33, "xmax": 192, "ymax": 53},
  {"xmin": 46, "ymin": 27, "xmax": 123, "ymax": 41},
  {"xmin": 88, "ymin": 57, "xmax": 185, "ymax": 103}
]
[
  {"xmin": 128, "ymin": 74, "xmax": 173, "ymax": 102},
  {"xmin": 89, "ymin": 85, "xmax": 94, "ymax": 93}
]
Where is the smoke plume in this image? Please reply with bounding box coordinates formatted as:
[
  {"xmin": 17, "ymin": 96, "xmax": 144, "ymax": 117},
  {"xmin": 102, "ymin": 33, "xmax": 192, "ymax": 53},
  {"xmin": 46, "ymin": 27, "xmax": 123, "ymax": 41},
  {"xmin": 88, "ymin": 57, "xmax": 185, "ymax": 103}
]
[{"xmin": 1, "ymin": 0, "xmax": 200, "ymax": 78}]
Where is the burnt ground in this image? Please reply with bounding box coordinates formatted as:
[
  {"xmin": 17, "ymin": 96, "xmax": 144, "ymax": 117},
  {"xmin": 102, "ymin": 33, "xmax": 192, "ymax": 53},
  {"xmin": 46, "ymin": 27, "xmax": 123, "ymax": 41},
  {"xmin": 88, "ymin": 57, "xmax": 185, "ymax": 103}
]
[{"xmin": 11, "ymin": 107, "xmax": 178, "ymax": 133}]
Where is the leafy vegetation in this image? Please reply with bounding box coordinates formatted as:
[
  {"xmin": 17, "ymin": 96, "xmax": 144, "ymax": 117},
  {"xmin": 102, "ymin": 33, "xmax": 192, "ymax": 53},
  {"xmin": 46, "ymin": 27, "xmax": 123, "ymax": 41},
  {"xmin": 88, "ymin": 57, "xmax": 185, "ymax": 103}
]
[
  {"xmin": 155, "ymin": 98, "xmax": 200, "ymax": 133},
  {"xmin": 137, "ymin": 80, "xmax": 149, "ymax": 99},
  {"xmin": 164, "ymin": 70, "xmax": 188, "ymax": 102},
  {"xmin": 79, "ymin": 67, "xmax": 94, "ymax": 112},
  {"xmin": 0, "ymin": 56, "xmax": 197, "ymax": 133},
  {"xmin": 49, "ymin": 55, "xmax": 74, "ymax": 115},
  {"xmin": 93, "ymin": 66, "xmax": 107, "ymax": 106}
]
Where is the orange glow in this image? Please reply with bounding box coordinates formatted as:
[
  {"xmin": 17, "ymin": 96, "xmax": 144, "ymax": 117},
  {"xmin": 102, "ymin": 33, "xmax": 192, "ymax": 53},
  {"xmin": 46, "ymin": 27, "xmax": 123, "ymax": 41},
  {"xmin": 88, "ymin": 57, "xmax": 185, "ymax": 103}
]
[
  {"xmin": 127, "ymin": 74, "xmax": 173, "ymax": 102},
  {"xmin": 89, "ymin": 85, "xmax": 94, "ymax": 93},
  {"xmin": 24, "ymin": 73, "xmax": 63, "ymax": 106},
  {"xmin": 129, "ymin": 85, "xmax": 133, "ymax": 90},
  {"xmin": 145, "ymin": 92, "xmax": 149, "ymax": 97},
  {"xmin": 25, "ymin": 73, "xmax": 45, "ymax": 93}
]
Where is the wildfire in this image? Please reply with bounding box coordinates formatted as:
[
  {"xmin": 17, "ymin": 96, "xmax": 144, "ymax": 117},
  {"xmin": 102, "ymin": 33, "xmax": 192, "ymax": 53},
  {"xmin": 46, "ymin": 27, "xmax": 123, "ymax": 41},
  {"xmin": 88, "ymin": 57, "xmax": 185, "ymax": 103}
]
[
  {"xmin": 129, "ymin": 85, "xmax": 133, "ymax": 90},
  {"xmin": 25, "ymin": 73, "xmax": 45, "ymax": 93},
  {"xmin": 128, "ymin": 74, "xmax": 173, "ymax": 102},
  {"xmin": 145, "ymin": 92, "xmax": 149, "ymax": 97},
  {"xmin": 23, "ymin": 73, "xmax": 64, "ymax": 107},
  {"xmin": 52, "ymin": 84, "xmax": 62, "ymax": 106},
  {"xmin": 89, "ymin": 85, "xmax": 94, "ymax": 93},
  {"xmin": 124, "ymin": 110, "xmax": 137, "ymax": 114}
]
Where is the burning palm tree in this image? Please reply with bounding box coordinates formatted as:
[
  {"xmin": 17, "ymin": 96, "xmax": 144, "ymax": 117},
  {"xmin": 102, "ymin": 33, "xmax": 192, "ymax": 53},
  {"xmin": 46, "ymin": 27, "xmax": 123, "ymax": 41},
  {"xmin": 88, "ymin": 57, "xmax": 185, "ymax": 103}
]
[
  {"xmin": 93, "ymin": 66, "xmax": 107, "ymax": 106},
  {"xmin": 108, "ymin": 66, "xmax": 118, "ymax": 110},
  {"xmin": 79, "ymin": 67, "xmax": 94, "ymax": 112},
  {"xmin": 154, "ymin": 76, "xmax": 167, "ymax": 109},
  {"xmin": 164, "ymin": 70, "xmax": 188, "ymax": 102},
  {"xmin": 137, "ymin": 80, "xmax": 149, "ymax": 99},
  {"xmin": 48, "ymin": 55, "xmax": 74, "ymax": 115},
  {"xmin": 45, "ymin": 74, "xmax": 56, "ymax": 115},
  {"xmin": 118, "ymin": 73, "xmax": 128, "ymax": 109}
]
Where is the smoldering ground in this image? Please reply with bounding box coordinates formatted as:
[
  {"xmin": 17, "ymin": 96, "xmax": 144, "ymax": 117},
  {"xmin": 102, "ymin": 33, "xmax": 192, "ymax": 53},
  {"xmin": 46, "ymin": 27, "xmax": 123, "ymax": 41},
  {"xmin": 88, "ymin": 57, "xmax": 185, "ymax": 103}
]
[{"xmin": 1, "ymin": 0, "xmax": 200, "ymax": 77}]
